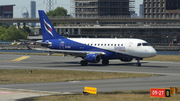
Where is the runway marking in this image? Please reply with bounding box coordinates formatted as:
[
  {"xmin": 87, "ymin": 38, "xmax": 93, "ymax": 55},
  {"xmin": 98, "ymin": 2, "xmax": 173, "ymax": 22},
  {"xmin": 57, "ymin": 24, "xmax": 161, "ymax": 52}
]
[{"xmin": 12, "ymin": 56, "xmax": 30, "ymax": 62}]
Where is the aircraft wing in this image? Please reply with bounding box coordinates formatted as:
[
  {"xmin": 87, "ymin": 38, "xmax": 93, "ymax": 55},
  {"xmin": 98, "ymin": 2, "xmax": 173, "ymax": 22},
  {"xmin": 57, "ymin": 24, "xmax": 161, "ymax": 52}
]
[{"xmin": 34, "ymin": 48, "xmax": 106, "ymax": 57}]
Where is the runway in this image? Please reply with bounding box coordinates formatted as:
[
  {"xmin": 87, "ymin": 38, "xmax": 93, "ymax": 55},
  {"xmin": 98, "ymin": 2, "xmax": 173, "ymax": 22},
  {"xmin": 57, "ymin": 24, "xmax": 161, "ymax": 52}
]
[{"xmin": 0, "ymin": 54, "xmax": 180, "ymax": 94}]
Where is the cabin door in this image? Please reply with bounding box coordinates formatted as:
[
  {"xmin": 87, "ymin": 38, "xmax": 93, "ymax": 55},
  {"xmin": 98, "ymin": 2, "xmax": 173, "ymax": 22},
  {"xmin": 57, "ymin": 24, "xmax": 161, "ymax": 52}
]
[{"xmin": 60, "ymin": 41, "xmax": 64, "ymax": 50}]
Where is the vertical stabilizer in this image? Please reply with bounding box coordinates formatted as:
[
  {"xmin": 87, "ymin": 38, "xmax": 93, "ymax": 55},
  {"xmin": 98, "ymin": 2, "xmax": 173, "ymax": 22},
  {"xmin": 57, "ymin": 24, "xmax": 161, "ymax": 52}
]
[{"xmin": 38, "ymin": 10, "xmax": 65, "ymax": 40}]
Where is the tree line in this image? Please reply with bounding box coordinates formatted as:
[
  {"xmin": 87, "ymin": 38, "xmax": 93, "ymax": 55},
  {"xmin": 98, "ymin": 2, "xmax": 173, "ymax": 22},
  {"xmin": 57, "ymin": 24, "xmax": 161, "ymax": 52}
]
[
  {"xmin": 0, "ymin": 24, "xmax": 28, "ymax": 41},
  {"xmin": 46, "ymin": 7, "xmax": 70, "ymax": 17}
]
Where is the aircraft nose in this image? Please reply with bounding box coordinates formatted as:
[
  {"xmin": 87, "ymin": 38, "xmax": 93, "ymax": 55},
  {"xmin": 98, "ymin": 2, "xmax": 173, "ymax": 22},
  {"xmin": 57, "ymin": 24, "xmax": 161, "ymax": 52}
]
[
  {"xmin": 145, "ymin": 47, "xmax": 157, "ymax": 57},
  {"xmin": 150, "ymin": 48, "xmax": 157, "ymax": 57}
]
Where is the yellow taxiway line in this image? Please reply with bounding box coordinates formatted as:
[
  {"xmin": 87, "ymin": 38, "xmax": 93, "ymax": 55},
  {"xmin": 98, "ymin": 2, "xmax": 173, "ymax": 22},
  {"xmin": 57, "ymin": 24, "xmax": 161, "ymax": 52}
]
[{"xmin": 11, "ymin": 56, "xmax": 30, "ymax": 62}]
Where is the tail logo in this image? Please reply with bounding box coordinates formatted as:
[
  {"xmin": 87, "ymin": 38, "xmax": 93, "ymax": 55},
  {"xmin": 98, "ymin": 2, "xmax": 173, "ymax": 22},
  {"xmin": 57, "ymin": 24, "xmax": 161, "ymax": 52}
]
[{"xmin": 43, "ymin": 18, "xmax": 53, "ymax": 37}]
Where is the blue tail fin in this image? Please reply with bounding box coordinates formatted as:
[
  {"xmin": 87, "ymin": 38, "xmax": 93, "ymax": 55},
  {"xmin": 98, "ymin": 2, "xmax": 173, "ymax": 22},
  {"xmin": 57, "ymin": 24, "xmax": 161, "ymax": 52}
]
[{"xmin": 38, "ymin": 10, "xmax": 65, "ymax": 40}]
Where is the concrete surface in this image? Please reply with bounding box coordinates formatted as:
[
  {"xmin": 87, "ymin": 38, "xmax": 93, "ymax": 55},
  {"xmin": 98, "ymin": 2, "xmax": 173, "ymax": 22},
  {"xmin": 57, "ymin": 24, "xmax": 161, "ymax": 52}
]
[{"xmin": 0, "ymin": 54, "xmax": 180, "ymax": 101}]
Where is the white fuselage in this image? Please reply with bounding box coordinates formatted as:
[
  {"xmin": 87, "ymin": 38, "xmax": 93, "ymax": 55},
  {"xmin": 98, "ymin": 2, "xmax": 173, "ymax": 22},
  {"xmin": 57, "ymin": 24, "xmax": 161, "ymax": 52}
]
[{"xmin": 68, "ymin": 38, "xmax": 157, "ymax": 58}]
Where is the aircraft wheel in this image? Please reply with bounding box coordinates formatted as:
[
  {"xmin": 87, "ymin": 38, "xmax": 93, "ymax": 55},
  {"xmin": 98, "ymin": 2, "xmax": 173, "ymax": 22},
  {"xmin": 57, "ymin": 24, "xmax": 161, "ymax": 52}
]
[
  {"xmin": 136, "ymin": 63, "xmax": 141, "ymax": 67},
  {"xmin": 81, "ymin": 60, "xmax": 88, "ymax": 66},
  {"xmin": 102, "ymin": 59, "xmax": 109, "ymax": 65},
  {"xmin": 136, "ymin": 59, "xmax": 141, "ymax": 67}
]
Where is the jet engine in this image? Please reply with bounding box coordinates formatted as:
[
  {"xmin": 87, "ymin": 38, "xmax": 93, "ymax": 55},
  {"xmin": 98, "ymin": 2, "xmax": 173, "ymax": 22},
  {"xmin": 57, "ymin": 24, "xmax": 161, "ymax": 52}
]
[{"xmin": 86, "ymin": 54, "xmax": 101, "ymax": 63}]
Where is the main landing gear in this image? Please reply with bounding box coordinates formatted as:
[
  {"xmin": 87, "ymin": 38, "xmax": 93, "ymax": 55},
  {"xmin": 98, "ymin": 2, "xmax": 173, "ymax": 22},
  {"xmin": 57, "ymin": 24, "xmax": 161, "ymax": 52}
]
[
  {"xmin": 80, "ymin": 59, "xmax": 109, "ymax": 66},
  {"xmin": 80, "ymin": 60, "xmax": 88, "ymax": 66},
  {"xmin": 102, "ymin": 59, "xmax": 109, "ymax": 65}
]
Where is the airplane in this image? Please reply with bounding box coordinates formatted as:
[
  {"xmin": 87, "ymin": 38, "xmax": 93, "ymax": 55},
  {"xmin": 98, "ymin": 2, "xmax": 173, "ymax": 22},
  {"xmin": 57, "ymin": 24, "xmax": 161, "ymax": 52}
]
[{"xmin": 29, "ymin": 10, "xmax": 157, "ymax": 66}]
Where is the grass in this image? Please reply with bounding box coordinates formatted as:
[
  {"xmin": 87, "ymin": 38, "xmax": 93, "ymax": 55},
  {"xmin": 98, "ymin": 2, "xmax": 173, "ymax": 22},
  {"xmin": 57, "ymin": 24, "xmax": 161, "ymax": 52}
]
[
  {"xmin": 29, "ymin": 90, "xmax": 180, "ymax": 101},
  {"xmin": 144, "ymin": 55, "xmax": 180, "ymax": 61},
  {"xmin": 0, "ymin": 69, "xmax": 157, "ymax": 84}
]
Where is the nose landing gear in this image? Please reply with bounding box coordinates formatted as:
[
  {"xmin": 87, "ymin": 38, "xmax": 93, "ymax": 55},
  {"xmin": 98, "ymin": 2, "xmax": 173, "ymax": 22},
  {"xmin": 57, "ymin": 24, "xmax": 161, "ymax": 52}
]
[
  {"xmin": 136, "ymin": 58, "xmax": 143, "ymax": 67},
  {"xmin": 136, "ymin": 60, "xmax": 141, "ymax": 67}
]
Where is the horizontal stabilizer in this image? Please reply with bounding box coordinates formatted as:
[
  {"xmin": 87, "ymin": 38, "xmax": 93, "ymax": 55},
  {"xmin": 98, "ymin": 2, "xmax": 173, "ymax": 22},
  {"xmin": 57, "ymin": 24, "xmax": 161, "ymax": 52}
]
[{"xmin": 20, "ymin": 40, "xmax": 51, "ymax": 45}]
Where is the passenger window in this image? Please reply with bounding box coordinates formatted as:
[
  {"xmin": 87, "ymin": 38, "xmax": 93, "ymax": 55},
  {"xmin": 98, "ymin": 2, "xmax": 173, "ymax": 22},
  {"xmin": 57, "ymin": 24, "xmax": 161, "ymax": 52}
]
[
  {"xmin": 65, "ymin": 43, "xmax": 67, "ymax": 46},
  {"xmin": 111, "ymin": 44, "xmax": 113, "ymax": 46},
  {"xmin": 108, "ymin": 44, "xmax": 110, "ymax": 46},
  {"xmin": 115, "ymin": 44, "xmax": 116, "ymax": 46},
  {"xmin": 101, "ymin": 44, "xmax": 103, "ymax": 46},
  {"xmin": 75, "ymin": 44, "xmax": 77, "ymax": 46},
  {"xmin": 91, "ymin": 44, "xmax": 93, "ymax": 46},
  {"xmin": 137, "ymin": 43, "xmax": 141, "ymax": 46},
  {"xmin": 68, "ymin": 43, "xmax": 70, "ymax": 46},
  {"xmin": 95, "ymin": 44, "xmax": 96, "ymax": 46},
  {"xmin": 71, "ymin": 44, "xmax": 73, "ymax": 46},
  {"xmin": 121, "ymin": 44, "xmax": 123, "ymax": 46},
  {"xmin": 78, "ymin": 44, "xmax": 80, "ymax": 46},
  {"xmin": 104, "ymin": 44, "xmax": 106, "ymax": 46},
  {"xmin": 118, "ymin": 44, "xmax": 120, "ymax": 46}
]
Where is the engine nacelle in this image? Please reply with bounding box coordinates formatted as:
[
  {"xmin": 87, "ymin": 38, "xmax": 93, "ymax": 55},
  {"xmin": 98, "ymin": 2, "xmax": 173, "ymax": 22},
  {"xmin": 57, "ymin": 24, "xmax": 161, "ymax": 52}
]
[
  {"xmin": 120, "ymin": 58, "xmax": 133, "ymax": 62},
  {"xmin": 86, "ymin": 54, "xmax": 101, "ymax": 63}
]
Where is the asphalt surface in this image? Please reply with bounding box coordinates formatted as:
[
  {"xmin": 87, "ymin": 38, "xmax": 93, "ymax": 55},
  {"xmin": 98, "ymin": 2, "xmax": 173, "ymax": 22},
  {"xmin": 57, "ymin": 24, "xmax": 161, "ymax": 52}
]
[{"xmin": 0, "ymin": 54, "xmax": 180, "ymax": 94}]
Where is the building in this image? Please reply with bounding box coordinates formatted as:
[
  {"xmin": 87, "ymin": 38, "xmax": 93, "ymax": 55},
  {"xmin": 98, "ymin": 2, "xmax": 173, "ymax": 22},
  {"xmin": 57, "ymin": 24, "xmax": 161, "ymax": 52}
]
[
  {"xmin": 31, "ymin": 1, "xmax": 36, "ymax": 26},
  {"xmin": 130, "ymin": 10, "xmax": 137, "ymax": 18},
  {"xmin": 143, "ymin": 0, "xmax": 180, "ymax": 19},
  {"xmin": 30, "ymin": 0, "xmax": 180, "ymax": 43},
  {"xmin": 71, "ymin": 0, "xmax": 135, "ymax": 18},
  {"xmin": 0, "ymin": 4, "xmax": 15, "ymax": 18},
  {"xmin": 139, "ymin": 4, "xmax": 143, "ymax": 18},
  {"xmin": 0, "ymin": 4, "xmax": 15, "ymax": 25},
  {"xmin": 33, "ymin": 23, "xmax": 180, "ymax": 43}
]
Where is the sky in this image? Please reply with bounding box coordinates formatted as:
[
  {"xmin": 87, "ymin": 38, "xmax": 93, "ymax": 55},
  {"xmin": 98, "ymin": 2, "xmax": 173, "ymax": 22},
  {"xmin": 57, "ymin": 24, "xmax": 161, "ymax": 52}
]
[{"xmin": 1, "ymin": 0, "xmax": 143, "ymax": 18}]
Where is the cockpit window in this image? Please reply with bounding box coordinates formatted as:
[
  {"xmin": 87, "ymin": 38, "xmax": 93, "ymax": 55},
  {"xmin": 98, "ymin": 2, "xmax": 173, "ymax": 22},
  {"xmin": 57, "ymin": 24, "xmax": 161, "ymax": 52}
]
[
  {"xmin": 137, "ymin": 43, "xmax": 141, "ymax": 46},
  {"xmin": 142, "ymin": 43, "xmax": 151, "ymax": 46}
]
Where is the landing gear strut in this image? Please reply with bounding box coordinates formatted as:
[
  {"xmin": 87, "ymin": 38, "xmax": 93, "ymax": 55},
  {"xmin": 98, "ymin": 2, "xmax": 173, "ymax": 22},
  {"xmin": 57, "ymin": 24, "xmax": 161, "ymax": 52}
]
[
  {"xmin": 136, "ymin": 60, "xmax": 141, "ymax": 67},
  {"xmin": 80, "ymin": 60, "xmax": 88, "ymax": 66},
  {"xmin": 102, "ymin": 59, "xmax": 109, "ymax": 65}
]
